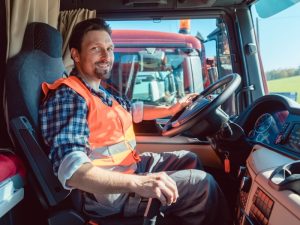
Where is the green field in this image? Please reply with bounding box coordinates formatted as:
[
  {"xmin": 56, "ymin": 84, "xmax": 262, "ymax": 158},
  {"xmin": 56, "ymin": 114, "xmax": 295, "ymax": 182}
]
[{"xmin": 267, "ymin": 75, "xmax": 300, "ymax": 103}]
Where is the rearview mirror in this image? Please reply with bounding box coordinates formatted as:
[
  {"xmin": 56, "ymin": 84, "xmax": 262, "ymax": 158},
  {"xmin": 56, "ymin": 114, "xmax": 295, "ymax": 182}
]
[{"xmin": 255, "ymin": 0, "xmax": 300, "ymax": 18}]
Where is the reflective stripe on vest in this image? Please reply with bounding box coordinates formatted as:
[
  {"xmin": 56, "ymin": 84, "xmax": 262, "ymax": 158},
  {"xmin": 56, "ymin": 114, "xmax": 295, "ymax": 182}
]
[
  {"xmin": 90, "ymin": 139, "xmax": 139, "ymax": 167},
  {"xmin": 91, "ymin": 139, "xmax": 136, "ymax": 158},
  {"xmin": 42, "ymin": 76, "xmax": 140, "ymax": 173}
]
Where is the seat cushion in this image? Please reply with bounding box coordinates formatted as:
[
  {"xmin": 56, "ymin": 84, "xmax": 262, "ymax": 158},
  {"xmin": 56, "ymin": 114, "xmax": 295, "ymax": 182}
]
[{"xmin": 0, "ymin": 153, "xmax": 25, "ymax": 182}]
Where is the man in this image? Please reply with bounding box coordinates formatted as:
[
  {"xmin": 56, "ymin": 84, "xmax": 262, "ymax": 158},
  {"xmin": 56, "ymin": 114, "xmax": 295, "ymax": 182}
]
[{"xmin": 39, "ymin": 18, "xmax": 229, "ymax": 225}]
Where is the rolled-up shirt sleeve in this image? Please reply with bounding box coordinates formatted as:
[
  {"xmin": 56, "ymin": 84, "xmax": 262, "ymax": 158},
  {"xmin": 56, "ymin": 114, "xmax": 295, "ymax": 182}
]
[
  {"xmin": 132, "ymin": 101, "xmax": 144, "ymax": 123},
  {"xmin": 58, "ymin": 151, "xmax": 91, "ymax": 190},
  {"xmin": 112, "ymin": 94, "xmax": 143, "ymax": 123}
]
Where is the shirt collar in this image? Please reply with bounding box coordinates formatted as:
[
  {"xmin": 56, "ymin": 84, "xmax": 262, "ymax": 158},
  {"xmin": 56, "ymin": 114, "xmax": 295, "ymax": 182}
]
[{"xmin": 69, "ymin": 69, "xmax": 113, "ymax": 106}]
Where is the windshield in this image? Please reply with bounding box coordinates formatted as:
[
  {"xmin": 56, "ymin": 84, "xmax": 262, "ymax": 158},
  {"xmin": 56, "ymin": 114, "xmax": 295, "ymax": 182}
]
[
  {"xmin": 251, "ymin": 1, "xmax": 300, "ymax": 103},
  {"xmin": 103, "ymin": 18, "xmax": 234, "ymax": 110}
]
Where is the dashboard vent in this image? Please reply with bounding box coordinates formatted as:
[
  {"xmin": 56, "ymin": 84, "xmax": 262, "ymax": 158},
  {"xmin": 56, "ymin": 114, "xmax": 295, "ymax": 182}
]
[{"xmin": 249, "ymin": 188, "xmax": 274, "ymax": 225}]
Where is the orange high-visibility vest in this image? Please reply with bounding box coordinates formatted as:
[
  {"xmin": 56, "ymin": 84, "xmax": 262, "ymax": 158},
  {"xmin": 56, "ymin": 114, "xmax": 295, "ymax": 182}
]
[{"xmin": 42, "ymin": 76, "xmax": 140, "ymax": 174}]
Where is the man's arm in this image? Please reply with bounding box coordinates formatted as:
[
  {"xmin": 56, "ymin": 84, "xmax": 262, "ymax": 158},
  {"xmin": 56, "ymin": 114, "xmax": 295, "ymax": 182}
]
[
  {"xmin": 40, "ymin": 87, "xmax": 178, "ymax": 205},
  {"xmin": 143, "ymin": 93, "xmax": 198, "ymax": 120},
  {"xmin": 67, "ymin": 163, "xmax": 178, "ymax": 206},
  {"xmin": 39, "ymin": 86, "xmax": 91, "ymax": 175},
  {"xmin": 40, "ymin": 86, "xmax": 178, "ymax": 206}
]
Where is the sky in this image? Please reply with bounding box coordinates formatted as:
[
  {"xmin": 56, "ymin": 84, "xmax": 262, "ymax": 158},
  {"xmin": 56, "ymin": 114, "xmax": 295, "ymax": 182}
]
[
  {"xmin": 109, "ymin": 2, "xmax": 300, "ymax": 72},
  {"xmin": 253, "ymin": 2, "xmax": 300, "ymax": 71}
]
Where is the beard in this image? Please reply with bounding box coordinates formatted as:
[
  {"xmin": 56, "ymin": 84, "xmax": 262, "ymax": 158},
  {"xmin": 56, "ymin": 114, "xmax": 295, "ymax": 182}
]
[{"xmin": 94, "ymin": 62, "xmax": 112, "ymax": 80}]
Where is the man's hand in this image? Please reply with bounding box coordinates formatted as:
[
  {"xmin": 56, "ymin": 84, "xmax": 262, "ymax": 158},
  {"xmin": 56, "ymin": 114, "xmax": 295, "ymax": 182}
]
[
  {"xmin": 170, "ymin": 93, "xmax": 198, "ymax": 115},
  {"xmin": 142, "ymin": 93, "xmax": 198, "ymax": 120},
  {"xmin": 130, "ymin": 172, "xmax": 178, "ymax": 206}
]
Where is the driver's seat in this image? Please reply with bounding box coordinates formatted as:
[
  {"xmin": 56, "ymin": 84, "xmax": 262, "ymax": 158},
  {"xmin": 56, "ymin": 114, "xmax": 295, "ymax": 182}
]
[{"xmin": 4, "ymin": 22, "xmax": 161, "ymax": 225}]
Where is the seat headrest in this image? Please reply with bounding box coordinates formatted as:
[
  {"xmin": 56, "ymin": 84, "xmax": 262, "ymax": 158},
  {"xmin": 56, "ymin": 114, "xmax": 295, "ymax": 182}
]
[{"xmin": 21, "ymin": 22, "xmax": 62, "ymax": 58}]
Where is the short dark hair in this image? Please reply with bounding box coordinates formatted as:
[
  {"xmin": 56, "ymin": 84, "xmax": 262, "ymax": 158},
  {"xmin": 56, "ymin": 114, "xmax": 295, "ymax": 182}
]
[{"xmin": 69, "ymin": 18, "xmax": 112, "ymax": 52}]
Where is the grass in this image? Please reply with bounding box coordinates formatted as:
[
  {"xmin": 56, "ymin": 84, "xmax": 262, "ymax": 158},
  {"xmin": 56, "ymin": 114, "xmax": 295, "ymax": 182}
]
[{"xmin": 267, "ymin": 75, "xmax": 300, "ymax": 103}]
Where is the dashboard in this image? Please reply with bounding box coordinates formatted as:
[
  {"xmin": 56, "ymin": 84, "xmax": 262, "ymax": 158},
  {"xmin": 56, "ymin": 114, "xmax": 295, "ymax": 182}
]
[
  {"xmin": 239, "ymin": 146, "xmax": 300, "ymax": 225},
  {"xmin": 237, "ymin": 94, "xmax": 300, "ymax": 157},
  {"xmin": 235, "ymin": 95, "xmax": 300, "ymax": 225}
]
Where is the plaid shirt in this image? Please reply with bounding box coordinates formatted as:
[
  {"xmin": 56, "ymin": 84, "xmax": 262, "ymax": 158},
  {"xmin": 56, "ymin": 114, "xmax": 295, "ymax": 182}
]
[{"xmin": 39, "ymin": 76, "xmax": 132, "ymax": 174}]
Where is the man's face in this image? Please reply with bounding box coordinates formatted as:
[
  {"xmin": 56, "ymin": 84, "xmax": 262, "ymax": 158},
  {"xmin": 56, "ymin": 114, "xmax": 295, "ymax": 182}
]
[{"xmin": 73, "ymin": 30, "xmax": 114, "ymax": 80}]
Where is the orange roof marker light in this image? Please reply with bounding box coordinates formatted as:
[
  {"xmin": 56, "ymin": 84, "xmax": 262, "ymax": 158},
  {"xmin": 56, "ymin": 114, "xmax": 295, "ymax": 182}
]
[{"xmin": 179, "ymin": 19, "xmax": 191, "ymax": 34}]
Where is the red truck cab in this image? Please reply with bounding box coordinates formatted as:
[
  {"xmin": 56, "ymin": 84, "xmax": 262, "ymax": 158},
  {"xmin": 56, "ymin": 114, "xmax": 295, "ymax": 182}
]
[{"xmin": 108, "ymin": 29, "xmax": 209, "ymax": 105}]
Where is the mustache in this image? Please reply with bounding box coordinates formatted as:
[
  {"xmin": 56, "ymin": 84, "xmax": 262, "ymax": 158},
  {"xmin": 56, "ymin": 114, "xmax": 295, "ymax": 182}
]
[{"xmin": 95, "ymin": 61, "xmax": 111, "ymax": 66}]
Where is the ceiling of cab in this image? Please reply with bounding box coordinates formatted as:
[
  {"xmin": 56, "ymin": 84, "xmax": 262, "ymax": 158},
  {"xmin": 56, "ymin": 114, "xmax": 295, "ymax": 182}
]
[{"xmin": 61, "ymin": 0, "xmax": 249, "ymax": 12}]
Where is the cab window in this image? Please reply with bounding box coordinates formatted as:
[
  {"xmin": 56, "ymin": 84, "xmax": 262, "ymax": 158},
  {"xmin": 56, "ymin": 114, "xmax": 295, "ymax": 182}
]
[{"xmin": 251, "ymin": 3, "xmax": 300, "ymax": 103}]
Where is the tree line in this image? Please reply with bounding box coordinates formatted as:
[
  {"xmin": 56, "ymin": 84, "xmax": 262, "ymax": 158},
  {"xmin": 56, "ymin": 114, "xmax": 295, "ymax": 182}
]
[{"xmin": 266, "ymin": 66, "xmax": 300, "ymax": 80}]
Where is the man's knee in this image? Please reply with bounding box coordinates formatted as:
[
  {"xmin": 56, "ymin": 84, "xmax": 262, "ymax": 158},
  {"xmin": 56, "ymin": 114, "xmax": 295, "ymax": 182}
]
[
  {"xmin": 178, "ymin": 150, "xmax": 203, "ymax": 170},
  {"xmin": 190, "ymin": 169, "xmax": 211, "ymax": 184},
  {"xmin": 189, "ymin": 170, "xmax": 219, "ymax": 197}
]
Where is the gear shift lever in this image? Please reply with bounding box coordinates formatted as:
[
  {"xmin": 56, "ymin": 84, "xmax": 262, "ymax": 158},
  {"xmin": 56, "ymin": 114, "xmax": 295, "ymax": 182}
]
[{"xmin": 143, "ymin": 198, "xmax": 161, "ymax": 225}]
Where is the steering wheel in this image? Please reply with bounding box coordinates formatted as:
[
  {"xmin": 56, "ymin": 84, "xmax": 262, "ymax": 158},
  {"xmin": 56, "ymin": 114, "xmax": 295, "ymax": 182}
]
[{"xmin": 162, "ymin": 73, "xmax": 241, "ymax": 137}]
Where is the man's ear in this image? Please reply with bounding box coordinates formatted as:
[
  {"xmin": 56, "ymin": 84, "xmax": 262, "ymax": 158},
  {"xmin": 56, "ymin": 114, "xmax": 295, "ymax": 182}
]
[{"xmin": 70, "ymin": 48, "xmax": 80, "ymax": 63}]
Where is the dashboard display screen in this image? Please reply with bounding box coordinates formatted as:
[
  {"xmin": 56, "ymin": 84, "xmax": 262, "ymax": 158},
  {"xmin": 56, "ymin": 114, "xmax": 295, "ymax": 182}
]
[
  {"xmin": 285, "ymin": 124, "xmax": 300, "ymax": 154},
  {"xmin": 248, "ymin": 110, "xmax": 289, "ymax": 145}
]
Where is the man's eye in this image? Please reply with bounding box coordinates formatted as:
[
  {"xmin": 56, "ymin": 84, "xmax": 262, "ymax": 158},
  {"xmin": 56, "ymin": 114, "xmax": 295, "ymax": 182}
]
[{"xmin": 91, "ymin": 47, "xmax": 100, "ymax": 52}]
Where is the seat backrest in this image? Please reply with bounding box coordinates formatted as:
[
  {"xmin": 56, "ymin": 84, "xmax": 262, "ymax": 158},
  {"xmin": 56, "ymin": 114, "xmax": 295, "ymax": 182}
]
[
  {"xmin": 5, "ymin": 22, "xmax": 66, "ymax": 130},
  {"xmin": 4, "ymin": 22, "xmax": 71, "ymax": 208}
]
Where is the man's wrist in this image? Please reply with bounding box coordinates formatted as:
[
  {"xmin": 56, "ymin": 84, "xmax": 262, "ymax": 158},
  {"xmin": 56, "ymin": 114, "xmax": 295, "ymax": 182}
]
[
  {"xmin": 128, "ymin": 174, "xmax": 141, "ymax": 192},
  {"xmin": 169, "ymin": 105, "xmax": 175, "ymax": 116},
  {"xmin": 170, "ymin": 102, "xmax": 181, "ymax": 116}
]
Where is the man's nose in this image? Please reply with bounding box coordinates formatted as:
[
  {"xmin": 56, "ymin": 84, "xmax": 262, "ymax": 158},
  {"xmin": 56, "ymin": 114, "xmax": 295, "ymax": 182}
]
[{"xmin": 99, "ymin": 50, "xmax": 110, "ymax": 61}]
